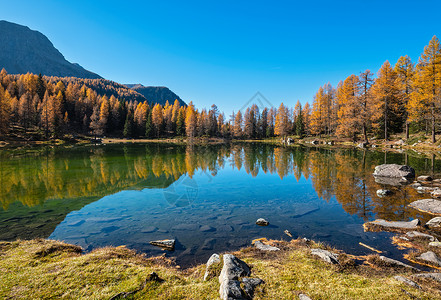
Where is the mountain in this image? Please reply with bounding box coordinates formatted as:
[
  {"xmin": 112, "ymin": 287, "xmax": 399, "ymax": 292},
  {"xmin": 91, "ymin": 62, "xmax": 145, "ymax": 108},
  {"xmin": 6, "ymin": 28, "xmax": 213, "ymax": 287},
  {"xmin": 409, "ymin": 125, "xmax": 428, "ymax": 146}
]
[
  {"xmin": 126, "ymin": 84, "xmax": 186, "ymax": 106},
  {"xmin": 0, "ymin": 20, "xmax": 101, "ymax": 79}
]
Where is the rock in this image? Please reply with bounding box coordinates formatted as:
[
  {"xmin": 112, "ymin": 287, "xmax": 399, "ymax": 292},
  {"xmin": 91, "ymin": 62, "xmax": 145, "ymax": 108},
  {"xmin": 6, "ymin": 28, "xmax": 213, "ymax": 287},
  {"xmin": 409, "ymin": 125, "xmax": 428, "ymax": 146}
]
[
  {"xmin": 204, "ymin": 253, "xmax": 221, "ymax": 281},
  {"xmin": 219, "ymin": 254, "xmax": 251, "ymax": 300},
  {"xmin": 149, "ymin": 239, "xmax": 175, "ymax": 251},
  {"xmin": 432, "ymin": 189, "xmax": 441, "ymax": 199},
  {"xmin": 327, "ymin": 141, "xmax": 334, "ymax": 145},
  {"xmin": 406, "ymin": 231, "xmax": 437, "ymax": 242},
  {"xmin": 299, "ymin": 294, "xmax": 312, "ymax": 300},
  {"xmin": 434, "ymin": 179, "xmax": 441, "ymax": 184},
  {"xmin": 416, "ymin": 186, "xmax": 437, "ymax": 193},
  {"xmin": 241, "ymin": 278, "xmax": 264, "ymax": 299},
  {"xmin": 426, "ymin": 217, "xmax": 441, "ymax": 227},
  {"xmin": 412, "ymin": 273, "xmax": 441, "ymax": 283},
  {"xmin": 429, "ymin": 242, "xmax": 441, "ymax": 247},
  {"xmin": 417, "ymin": 251, "xmax": 441, "ymax": 267},
  {"xmin": 371, "ymin": 144, "xmax": 377, "ymax": 148},
  {"xmin": 311, "ymin": 140, "xmax": 319, "ymax": 145},
  {"xmin": 363, "ymin": 219, "xmax": 420, "ymax": 231},
  {"xmin": 373, "ymin": 164, "xmax": 415, "ymax": 178},
  {"xmin": 395, "ymin": 139, "xmax": 406, "ymax": 146},
  {"xmin": 379, "ymin": 256, "xmax": 420, "ymax": 271},
  {"xmin": 394, "ymin": 276, "xmax": 421, "ymax": 289},
  {"xmin": 202, "ymin": 238, "xmax": 217, "ymax": 250},
  {"xmin": 200, "ymin": 225, "xmax": 216, "ymax": 232},
  {"xmin": 253, "ymin": 240, "xmax": 280, "ymax": 251},
  {"xmin": 256, "ymin": 218, "xmax": 269, "ymax": 226},
  {"xmin": 284, "ymin": 230, "xmax": 293, "ymax": 238},
  {"xmin": 141, "ymin": 226, "xmax": 158, "ymax": 233},
  {"xmin": 376, "ymin": 189, "xmax": 392, "ymax": 197},
  {"xmin": 417, "ymin": 175, "xmax": 433, "ymax": 182},
  {"xmin": 310, "ymin": 248, "xmax": 339, "ymax": 264},
  {"xmin": 409, "ymin": 199, "xmax": 441, "ymax": 215},
  {"xmin": 410, "ymin": 182, "xmax": 422, "ymax": 188},
  {"xmin": 357, "ymin": 142, "xmax": 369, "ymax": 148}
]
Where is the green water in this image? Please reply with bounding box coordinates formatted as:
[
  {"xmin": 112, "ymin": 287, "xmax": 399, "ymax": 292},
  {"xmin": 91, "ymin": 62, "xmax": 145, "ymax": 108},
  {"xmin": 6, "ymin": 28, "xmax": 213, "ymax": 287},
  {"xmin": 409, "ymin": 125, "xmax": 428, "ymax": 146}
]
[{"xmin": 0, "ymin": 143, "xmax": 438, "ymax": 266}]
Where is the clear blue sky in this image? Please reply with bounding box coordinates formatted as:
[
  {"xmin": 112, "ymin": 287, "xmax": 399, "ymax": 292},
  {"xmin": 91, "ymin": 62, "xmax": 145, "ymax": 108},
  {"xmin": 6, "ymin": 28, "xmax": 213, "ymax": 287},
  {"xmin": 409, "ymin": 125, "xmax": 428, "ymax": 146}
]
[{"xmin": 2, "ymin": 1, "xmax": 440, "ymax": 114}]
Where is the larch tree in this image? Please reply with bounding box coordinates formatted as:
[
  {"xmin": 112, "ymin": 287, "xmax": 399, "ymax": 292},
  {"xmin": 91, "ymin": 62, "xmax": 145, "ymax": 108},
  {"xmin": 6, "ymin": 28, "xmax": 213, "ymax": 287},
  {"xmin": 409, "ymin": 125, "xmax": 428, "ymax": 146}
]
[
  {"xmin": 233, "ymin": 110, "xmax": 243, "ymax": 138},
  {"xmin": 394, "ymin": 55, "xmax": 415, "ymax": 139},
  {"xmin": 336, "ymin": 74, "xmax": 360, "ymax": 141},
  {"xmin": 371, "ymin": 61, "xmax": 401, "ymax": 140},
  {"xmin": 409, "ymin": 36, "xmax": 441, "ymax": 143},
  {"xmin": 0, "ymin": 86, "xmax": 11, "ymax": 136},
  {"xmin": 275, "ymin": 103, "xmax": 289, "ymax": 137},
  {"xmin": 152, "ymin": 103, "xmax": 164, "ymax": 137},
  {"xmin": 302, "ymin": 102, "xmax": 311, "ymax": 136},
  {"xmin": 358, "ymin": 70, "xmax": 374, "ymax": 142},
  {"xmin": 185, "ymin": 102, "xmax": 197, "ymax": 138}
]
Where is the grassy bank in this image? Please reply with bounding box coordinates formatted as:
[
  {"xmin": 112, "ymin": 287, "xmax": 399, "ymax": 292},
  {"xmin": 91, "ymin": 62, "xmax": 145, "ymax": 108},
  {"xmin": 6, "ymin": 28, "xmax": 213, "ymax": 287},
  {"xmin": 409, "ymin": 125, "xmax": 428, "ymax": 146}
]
[{"xmin": 0, "ymin": 239, "xmax": 438, "ymax": 299}]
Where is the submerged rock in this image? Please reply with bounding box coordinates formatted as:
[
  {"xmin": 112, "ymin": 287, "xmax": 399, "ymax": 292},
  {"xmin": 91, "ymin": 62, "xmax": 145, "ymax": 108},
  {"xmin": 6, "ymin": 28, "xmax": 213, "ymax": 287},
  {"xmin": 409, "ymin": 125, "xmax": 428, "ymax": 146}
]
[
  {"xmin": 379, "ymin": 256, "xmax": 420, "ymax": 271},
  {"xmin": 373, "ymin": 164, "xmax": 415, "ymax": 178},
  {"xmin": 256, "ymin": 218, "xmax": 269, "ymax": 226},
  {"xmin": 310, "ymin": 248, "xmax": 339, "ymax": 264},
  {"xmin": 394, "ymin": 276, "xmax": 421, "ymax": 289},
  {"xmin": 204, "ymin": 253, "xmax": 221, "ymax": 281},
  {"xmin": 253, "ymin": 240, "xmax": 280, "ymax": 251},
  {"xmin": 426, "ymin": 217, "xmax": 441, "ymax": 227},
  {"xmin": 376, "ymin": 189, "xmax": 392, "ymax": 197},
  {"xmin": 409, "ymin": 199, "xmax": 441, "ymax": 215},
  {"xmin": 363, "ymin": 219, "xmax": 420, "ymax": 231},
  {"xmin": 149, "ymin": 239, "xmax": 175, "ymax": 251},
  {"xmin": 284, "ymin": 230, "xmax": 293, "ymax": 238},
  {"xmin": 417, "ymin": 251, "xmax": 441, "ymax": 267}
]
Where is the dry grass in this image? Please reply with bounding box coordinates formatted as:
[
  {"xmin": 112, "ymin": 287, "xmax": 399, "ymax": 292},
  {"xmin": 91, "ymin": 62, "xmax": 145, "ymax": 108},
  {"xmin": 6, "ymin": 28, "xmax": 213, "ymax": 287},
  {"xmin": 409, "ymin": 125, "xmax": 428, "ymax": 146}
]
[{"xmin": 0, "ymin": 239, "xmax": 440, "ymax": 299}]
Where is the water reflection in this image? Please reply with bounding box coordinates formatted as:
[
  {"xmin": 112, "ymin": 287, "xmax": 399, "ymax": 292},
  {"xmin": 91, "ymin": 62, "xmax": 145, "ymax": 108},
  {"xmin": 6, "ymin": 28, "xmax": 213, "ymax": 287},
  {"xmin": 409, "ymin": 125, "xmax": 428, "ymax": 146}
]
[{"xmin": 0, "ymin": 143, "xmax": 440, "ymax": 265}]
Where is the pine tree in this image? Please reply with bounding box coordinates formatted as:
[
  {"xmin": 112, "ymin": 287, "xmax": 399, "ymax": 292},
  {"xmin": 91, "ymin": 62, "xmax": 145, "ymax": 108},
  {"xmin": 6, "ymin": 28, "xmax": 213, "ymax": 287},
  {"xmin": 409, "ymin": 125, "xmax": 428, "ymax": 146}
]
[
  {"xmin": 123, "ymin": 110, "xmax": 134, "ymax": 138},
  {"xmin": 176, "ymin": 107, "xmax": 186, "ymax": 136},
  {"xmin": 294, "ymin": 101, "xmax": 304, "ymax": 137},
  {"xmin": 145, "ymin": 105, "xmax": 153, "ymax": 137}
]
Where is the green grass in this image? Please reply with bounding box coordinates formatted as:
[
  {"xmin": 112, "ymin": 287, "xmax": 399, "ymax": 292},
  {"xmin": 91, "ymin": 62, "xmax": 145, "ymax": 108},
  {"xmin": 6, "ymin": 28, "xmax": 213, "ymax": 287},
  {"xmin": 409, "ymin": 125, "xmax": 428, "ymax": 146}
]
[{"xmin": 0, "ymin": 239, "xmax": 439, "ymax": 299}]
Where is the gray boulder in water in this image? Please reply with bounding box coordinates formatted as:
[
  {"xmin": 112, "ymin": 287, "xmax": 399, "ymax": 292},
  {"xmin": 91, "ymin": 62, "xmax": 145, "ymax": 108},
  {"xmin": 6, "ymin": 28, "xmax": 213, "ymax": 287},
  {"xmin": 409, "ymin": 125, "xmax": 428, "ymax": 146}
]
[{"xmin": 373, "ymin": 164, "xmax": 415, "ymax": 178}]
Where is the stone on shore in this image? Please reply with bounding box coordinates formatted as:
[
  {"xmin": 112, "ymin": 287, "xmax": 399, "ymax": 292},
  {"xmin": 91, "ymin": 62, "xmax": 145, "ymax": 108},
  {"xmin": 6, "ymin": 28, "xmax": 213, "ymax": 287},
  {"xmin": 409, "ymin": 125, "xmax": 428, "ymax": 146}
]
[
  {"xmin": 379, "ymin": 256, "xmax": 420, "ymax": 271},
  {"xmin": 310, "ymin": 248, "xmax": 339, "ymax": 264},
  {"xmin": 376, "ymin": 189, "xmax": 392, "ymax": 197},
  {"xmin": 374, "ymin": 176, "xmax": 411, "ymax": 186},
  {"xmin": 416, "ymin": 186, "xmax": 437, "ymax": 194},
  {"xmin": 426, "ymin": 217, "xmax": 441, "ymax": 227},
  {"xmin": 394, "ymin": 276, "xmax": 421, "ymax": 289},
  {"xmin": 219, "ymin": 254, "xmax": 251, "ymax": 300},
  {"xmin": 299, "ymin": 294, "xmax": 312, "ymax": 300},
  {"xmin": 409, "ymin": 199, "xmax": 441, "ymax": 215},
  {"xmin": 363, "ymin": 219, "xmax": 420, "ymax": 232},
  {"xmin": 417, "ymin": 251, "xmax": 441, "ymax": 267},
  {"xmin": 432, "ymin": 189, "xmax": 441, "ymax": 199},
  {"xmin": 241, "ymin": 278, "xmax": 264, "ymax": 299},
  {"xmin": 429, "ymin": 242, "xmax": 441, "ymax": 247},
  {"xmin": 253, "ymin": 240, "xmax": 280, "ymax": 251},
  {"xmin": 406, "ymin": 231, "xmax": 437, "ymax": 242},
  {"xmin": 417, "ymin": 175, "xmax": 433, "ymax": 182},
  {"xmin": 149, "ymin": 239, "xmax": 175, "ymax": 251},
  {"xmin": 256, "ymin": 218, "xmax": 269, "ymax": 226},
  {"xmin": 204, "ymin": 253, "xmax": 221, "ymax": 281},
  {"xmin": 373, "ymin": 164, "xmax": 415, "ymax": 178}
]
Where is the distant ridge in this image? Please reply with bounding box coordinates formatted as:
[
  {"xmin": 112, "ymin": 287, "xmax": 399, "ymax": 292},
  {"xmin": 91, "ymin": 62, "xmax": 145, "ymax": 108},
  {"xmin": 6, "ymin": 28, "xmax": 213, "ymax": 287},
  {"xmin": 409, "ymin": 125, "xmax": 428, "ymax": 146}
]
[
  {"xmin": 125, "ymin": 84, "xmax": 186, "ymax": 106},
  {"xmin": 0, "ymin": 20, "xmax": 101, "ymax": 79}
]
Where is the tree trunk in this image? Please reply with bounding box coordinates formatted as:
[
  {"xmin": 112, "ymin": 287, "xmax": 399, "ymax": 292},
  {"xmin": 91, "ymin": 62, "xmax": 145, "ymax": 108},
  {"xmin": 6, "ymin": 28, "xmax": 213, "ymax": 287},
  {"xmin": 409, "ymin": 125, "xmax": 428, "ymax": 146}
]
[
  {"xmin": 405, "ymin": 122, "xmax": 409, "ymax": 140},
  {"xmin": 363, "ymin": 124, "xmax": 368, "ymax": 143},
  {"xmin": 432, "ymin": 106, "xmax": 436, "ymax": 143},
  {"xmin": 384, "ymin": 96, "xmax": 388, "ymax": 141}
]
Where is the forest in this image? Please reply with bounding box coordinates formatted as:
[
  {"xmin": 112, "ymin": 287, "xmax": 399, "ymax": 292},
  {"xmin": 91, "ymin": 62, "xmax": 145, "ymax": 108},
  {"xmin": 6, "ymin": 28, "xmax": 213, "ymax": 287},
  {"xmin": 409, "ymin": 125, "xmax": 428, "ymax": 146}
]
[{"xmin": 0, "ymin": 36, "xmax": 440, "ymax": 142}]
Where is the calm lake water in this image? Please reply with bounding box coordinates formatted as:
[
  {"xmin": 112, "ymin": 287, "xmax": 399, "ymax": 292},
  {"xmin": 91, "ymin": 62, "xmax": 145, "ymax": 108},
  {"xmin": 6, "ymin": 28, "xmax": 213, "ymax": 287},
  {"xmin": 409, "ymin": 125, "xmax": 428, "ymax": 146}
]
[{"xmin": 0, "ymin": 143, "xmax": 439, "ymax": 267}]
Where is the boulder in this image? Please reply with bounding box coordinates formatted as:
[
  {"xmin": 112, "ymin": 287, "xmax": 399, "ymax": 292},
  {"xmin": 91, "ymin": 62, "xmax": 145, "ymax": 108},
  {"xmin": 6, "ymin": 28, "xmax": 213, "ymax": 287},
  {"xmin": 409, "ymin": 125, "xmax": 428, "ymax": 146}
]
[
  {"xmin": 219, "ymin": 254, "xmax": 251, "ymax": 300},
  {"xmin": 255, "ymin": 218, "xmax": 269, "ymax": 226},
  {"xmin": 432, "ymin": 189, "xmax": 441, "ymax": 199},
  {"xmin": 363, "ymin": 219, "xmax": 420, "ymax": 231},
  {"xmin": 429, "ymin": 242, "xmax": 441, "ymax": 247},
  {"xmin": 376, "ymin": 189, "xmax": 392, "ymax": 197},
  {"xmin": 426, "ymin": 217, "xmax": 441, "ymax": 227},
  {"xmin": 412, "ymin": 272, "xmax": 441, "ymax": 283},
  {"xmin": 374, "ymin": 176, "xmax": 411, "ymax": 186},
  {"xmin": 409, "ymin": 199, "xmax": 441, "ymax": 215},
  {"xmin": 417, "ymin": 175, "xmax": 433, "ymax": 182},
  {"xmin": 310, "ymin": 248, "xmax": 339, "ymax": 264},
  {"xmin": 241, "ymin": 278, "xmax": 264, "ymax": 299},
  {"xmin": 417, "ymin": 251, "xmax": 441, "ymax": 267},
  {"xmin": 405, "ymin": 231, "xmax": 437, "ymax": 242},
  {"xmin": 299, "ymin": 294, "xmax": 312, "ymax": 300},
  {"xmin": 416, "ymin": 186, "xmax": 437, "ymax": 193},
  {"xmin": 410, "ymin": 182, "xmax": 422, "ymax": 189},
  {"xmin": 149, "ymin": 239, "xmax": 175, "ymax": 251},
  {"xmin": 373, "ymin": 164, "xmax": 415, "ymax": 178},
  {"xmin": 253, "ymin": 240, "xmax": 280, "ymax": 251},
  {"xmin": 204, "ymin": 253, "xmax": 221, "ymax": 281},
  {"xmin": 394, "ymin": 276, "xmax": 421, "ymax": 289},
  {"xmin": 379, "ymin": 256, "xmax": 420, "ymax": 271}
]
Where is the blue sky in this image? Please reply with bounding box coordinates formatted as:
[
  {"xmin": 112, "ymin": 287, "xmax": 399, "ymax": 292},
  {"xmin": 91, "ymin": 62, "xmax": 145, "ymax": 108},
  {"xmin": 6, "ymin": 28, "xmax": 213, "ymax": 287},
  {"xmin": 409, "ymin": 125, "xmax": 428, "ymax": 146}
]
[{"xmin": 2, "ymin": 1, "xmax": 440, "ymax": 114}]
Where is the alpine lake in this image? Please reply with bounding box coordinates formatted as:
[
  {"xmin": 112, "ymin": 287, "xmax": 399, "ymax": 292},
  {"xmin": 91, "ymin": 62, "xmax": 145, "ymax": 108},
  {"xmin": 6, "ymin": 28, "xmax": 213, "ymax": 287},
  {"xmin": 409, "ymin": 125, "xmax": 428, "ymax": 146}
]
[{"xmin": 0, "ymin": 142, "xmax": 439, "ymax": 267}]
